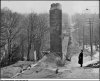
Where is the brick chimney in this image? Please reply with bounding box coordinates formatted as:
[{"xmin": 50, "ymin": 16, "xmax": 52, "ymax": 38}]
[{"xmin": 50, "ymin": 3, "xmax": 62, "ymax": 58}]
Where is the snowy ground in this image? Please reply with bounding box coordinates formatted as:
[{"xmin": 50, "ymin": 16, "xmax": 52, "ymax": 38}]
[
  {"xmin": 1, "ymin": 54, "xmax": 99, "ymax": 79},
  {"xmin": 60, "ymin": 55, "xmax": 99, "ymax": 79}
]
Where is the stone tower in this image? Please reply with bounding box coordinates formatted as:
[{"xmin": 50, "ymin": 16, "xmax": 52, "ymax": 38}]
[{"xmin": 50, "ymin": 3, "xmax": 62, "ymax": 57}]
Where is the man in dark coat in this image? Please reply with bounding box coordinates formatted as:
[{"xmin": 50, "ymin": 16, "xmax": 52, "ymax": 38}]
[{"xmin": 78, "ymin": 50, "xmax": 83, "ymax": 67}]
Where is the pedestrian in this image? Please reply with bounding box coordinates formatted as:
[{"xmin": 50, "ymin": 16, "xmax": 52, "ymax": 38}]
[{"xmin": 78, "ymin": 50, "xmax": 83, "ymax": 67}]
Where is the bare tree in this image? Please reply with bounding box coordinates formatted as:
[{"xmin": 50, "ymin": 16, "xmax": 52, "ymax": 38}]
[
  {"xmin": 1, "ymin": 8, "xmax": 21, "ymax": 63},
  {"xmin": 36, "ymin": 14, "xmax": 49, "ymax": 60},
  {"xmin": 26, "ymin": 13, "xmax": 49, "ymax": 61},
  {"xmin": 72, "ymin": 13, "xmax": 99, "ymax": 47},
  {"xmin": 27, "ymin": 13, "xmax": 38, "ymax": 61}
]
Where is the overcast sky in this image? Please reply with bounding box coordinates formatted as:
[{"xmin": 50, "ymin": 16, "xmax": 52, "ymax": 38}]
[{"xmin": 1, "ymin": 1, "xmax": 99, "ymax": 16}]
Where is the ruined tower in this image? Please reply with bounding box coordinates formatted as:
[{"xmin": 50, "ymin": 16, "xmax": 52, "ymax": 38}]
[{"xmin": 50, "ymin": 3, "xmax": 62, "ymax": 57}]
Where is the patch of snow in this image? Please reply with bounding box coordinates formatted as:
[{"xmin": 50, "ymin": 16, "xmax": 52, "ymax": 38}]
[
  {"xmin": 1, "ymin": 67, "xmax": 21, "ymax": 78},
  {"xmin": 83, "ymin": 59, "xmax": 99, "ymax": 67},
  {"xmin": 93, "ymin": 51, "xmax": 99, "ymax": 58},
  {"xmin": 92, "ymin": 68, "xmax": 99, "ymax": 73},
  {"xmin": 45, "ymin": 67, "xmax": 71, "ymax": 73}
]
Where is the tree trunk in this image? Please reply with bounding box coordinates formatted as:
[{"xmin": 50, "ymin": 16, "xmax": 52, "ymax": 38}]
[
  {"xmin": 27, "ymin": 34, "xmax": 32, "ymax": 61},
  {"xmin": 8, "ymin": 38, "xmax": 11, "ymax": 64},
  {"xmin": 20, "ymin": 38, "xmax": 24, "ymax": 61},
  {"xmin": 27, "ymin": 42, "xmax": 31, "ymax": 61},
  {"xmin": 27, "ymin": 28, "xmax": 30, "ymax": 61},
  {"xmin": 35, "ymin": 40, "xmax": 41, "ymax": 61}
]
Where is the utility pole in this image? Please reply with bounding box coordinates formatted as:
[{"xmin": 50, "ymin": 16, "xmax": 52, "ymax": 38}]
[
  {"xmin": 88, "ymin": 18, "xmax": 93, "ymax": 60},
  {"xmin": 83, "ymin": 25, "xmax": 84, "ymax": 50},
  {"xmin": 77, "ymin": 22, "xmax": 80, "ymax": 46}
]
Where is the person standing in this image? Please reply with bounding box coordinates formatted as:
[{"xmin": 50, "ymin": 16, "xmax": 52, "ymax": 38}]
[{"xmin": 78, "ymin": 50, "xmax": 83, "ymax": 67}]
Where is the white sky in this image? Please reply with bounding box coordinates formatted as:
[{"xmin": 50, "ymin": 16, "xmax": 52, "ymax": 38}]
[{"xmin": 1, "ymin": 1, "xmax": 99, "ymax": 16}]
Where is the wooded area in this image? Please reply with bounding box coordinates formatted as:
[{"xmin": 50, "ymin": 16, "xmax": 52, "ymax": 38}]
[
  {"xmin": 0, "ymin": 7, "xmax": 70, "ymax": 67},
  {"xmin": 72, "ymin": 13, "xmax": 99, "ymax": 50}
]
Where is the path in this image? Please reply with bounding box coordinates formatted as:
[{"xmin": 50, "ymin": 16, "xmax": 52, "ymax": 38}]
[{"xmin": 57, "ymin": 55, "xmax": 99, "ymax": 79}]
